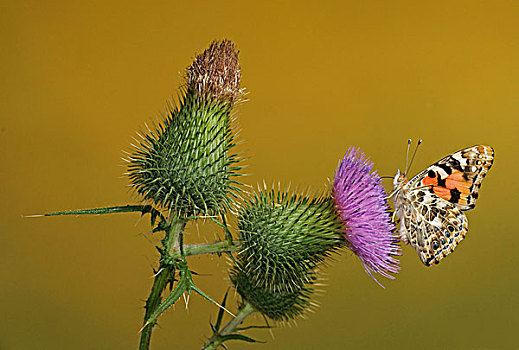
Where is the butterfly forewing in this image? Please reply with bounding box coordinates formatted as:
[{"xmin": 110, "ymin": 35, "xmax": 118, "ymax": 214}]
[{"xmin": 417, "ymin": 145, "xmax": 494, "ymax": 211}]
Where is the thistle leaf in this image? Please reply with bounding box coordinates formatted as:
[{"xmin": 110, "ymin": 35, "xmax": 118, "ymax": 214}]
[
  {"xmin": 214, "ymin": 290, "xmax": 229, "ymax": 332},
  {"xmin": 218, "ymin": 334, "xmax": 261, "ymax": 343}
]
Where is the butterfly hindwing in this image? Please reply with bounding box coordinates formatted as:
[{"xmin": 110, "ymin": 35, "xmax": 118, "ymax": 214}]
[
  {"xmin": 398, "ymin": 187, "xmax": 468, "ymax": 266},
  {"xmin": 417, "ymin": 145, "xmax": 494, "ymax": 211}
]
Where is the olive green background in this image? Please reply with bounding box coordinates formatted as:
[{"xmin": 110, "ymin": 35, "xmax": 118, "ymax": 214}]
[{"xmin": 1, "ymin": 1, "xmax": 518, "ymax": 349}]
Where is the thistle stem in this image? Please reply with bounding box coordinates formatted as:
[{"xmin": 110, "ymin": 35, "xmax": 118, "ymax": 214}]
[
  {"xmin": 139, "ymin": 214, "xmax": 185, "ymax": 350},
  {"xmin": 171, "ymin": 240, "xmax": 241, "ymax": 259},
  {"xmin": 203, "ymin": 302, "xmax": 256, "ymax": 350}
]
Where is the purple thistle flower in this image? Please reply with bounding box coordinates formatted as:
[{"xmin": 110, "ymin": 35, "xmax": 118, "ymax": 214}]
[{"xmin": 332, "ymin": 147, "xmax": 400, "ymax": 283}]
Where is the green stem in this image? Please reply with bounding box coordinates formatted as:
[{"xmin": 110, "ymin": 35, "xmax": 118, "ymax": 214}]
[
  {"xmin": 139, "ymin": 214, "xmax": 185, "ymax": 350},
  {"xmin": 203, "ymin": 302, "xmax": 256, "ymax": 350},
  {"xmin": 171, "ymin": 240, "xmax": 241, "ymax": 259}
]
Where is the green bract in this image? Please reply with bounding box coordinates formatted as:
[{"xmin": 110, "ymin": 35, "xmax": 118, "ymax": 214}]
[{"xmin": 231, "ymin": 189, "xmax": 344, "ymax": 320}]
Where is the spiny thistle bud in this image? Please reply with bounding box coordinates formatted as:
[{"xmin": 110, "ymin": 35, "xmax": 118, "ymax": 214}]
[
  {"xmin": 127, "ymin": 40, "xmax": 244, "ymax": 216},
  {"xmin": 230, "ymin": 188, "xmax": 343, "ymax": 321},
  {"xmin": 231, "ymin": 270, "xmax": 315, "ymax": 321}
]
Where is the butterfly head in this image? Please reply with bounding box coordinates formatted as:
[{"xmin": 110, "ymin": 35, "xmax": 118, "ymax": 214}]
[{"xmin": 392, "ymin": 169, "xmax": 406, "ymax": 190}]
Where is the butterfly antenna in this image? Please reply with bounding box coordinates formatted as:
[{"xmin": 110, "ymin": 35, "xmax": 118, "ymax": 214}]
[
  {"xmin": 405, "ymin": 139, "xmax": 422, "ymax": 176},
  {"xmin": 404, "ymin": 139, "xmax": 412, "ymax": 176}
]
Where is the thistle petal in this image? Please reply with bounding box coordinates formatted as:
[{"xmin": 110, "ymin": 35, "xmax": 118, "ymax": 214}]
[{"xmin": 332, "ymin": 147, "xmax": 401, "ymax": 281}]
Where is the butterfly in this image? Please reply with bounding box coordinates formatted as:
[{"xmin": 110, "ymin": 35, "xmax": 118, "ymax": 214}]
[{"xmin": 391, "ymin": 141, "xmax": 494, "ymax": 266}]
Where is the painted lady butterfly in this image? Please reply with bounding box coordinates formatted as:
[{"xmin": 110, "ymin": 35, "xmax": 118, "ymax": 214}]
[{"xmin": 392, "ymin": 141, "xmax": 494, "ymax": 266}]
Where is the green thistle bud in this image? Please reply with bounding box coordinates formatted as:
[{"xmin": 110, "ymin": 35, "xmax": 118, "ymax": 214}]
[
  {"xmin": 230, "ymin": 188, "xmax": 344, "ymax": 320},
  {"xmin": 231, "ymin": 269, "xmax": 315, "ymax": 321},
  {"xmin": 127, "ymin": 40, "xmax": 244, "ymax": 217}
]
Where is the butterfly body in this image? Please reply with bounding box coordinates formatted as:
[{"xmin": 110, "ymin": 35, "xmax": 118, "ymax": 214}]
[{"xmin": 392, "ymin": 145, "xmax": 494, "ymax": 266}]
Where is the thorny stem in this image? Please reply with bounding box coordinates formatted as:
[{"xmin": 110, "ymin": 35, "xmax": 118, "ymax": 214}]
[
  {"xmin": 203, "ymin": 302, "xmax": 257, "ymax": 350},
  {"xmin": 172, "ymin": 240, "xmax": 242, "ymax": 259},
  {"xmin": 38, "ymin": 205, "xmax": 242, "ymax": 348},
  {"xmin": 37, "ymin": 205, "xmax": 242, "ymax": 349},
  {"xmin": 139, "ymin": 217, "xmax": 240, "ymax": 349},
  {"xmin": 139, "ymin": 214, "xmax": 185, "ymax": 350}
]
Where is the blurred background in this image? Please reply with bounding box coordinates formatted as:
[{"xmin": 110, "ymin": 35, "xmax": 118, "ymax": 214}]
[{"xmin": 1, "ymin": 1, "xmax": 518, "ymax": 349}]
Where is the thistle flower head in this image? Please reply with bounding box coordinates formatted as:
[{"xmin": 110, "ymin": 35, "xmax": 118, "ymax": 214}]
[
  {"xmin": 230, "ymin": 187, "xmax": 343, "ymax": 321},
  {"xmin": 332, "ymin": 147, "xmax": 400, "ymax": 281},
  {"xmin": 127, "ymin": 40, "xmax": 243, "ymax": 217}
]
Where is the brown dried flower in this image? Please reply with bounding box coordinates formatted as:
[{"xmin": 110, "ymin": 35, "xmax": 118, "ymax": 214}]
[{"xmin": 186, "ymin": 39, "xmax": 244, "ymax": 103}]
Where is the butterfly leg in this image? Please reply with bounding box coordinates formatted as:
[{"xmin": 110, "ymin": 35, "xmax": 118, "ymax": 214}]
[{"xmin": 399, "ymin": 222, "xmax": 409, "ymax": 244}]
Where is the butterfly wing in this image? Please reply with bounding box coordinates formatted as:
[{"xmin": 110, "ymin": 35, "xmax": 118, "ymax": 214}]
[
  {"xmin": 415, "ymin": 145, "xmax": 494, "ymax": 211},
  {"xmin": 398, "ymin": 188, "xmax": 468, "ymax": 266},
  {"xmin": 398, "ymin": 145, "xmax": 493, "ymax": 265}
]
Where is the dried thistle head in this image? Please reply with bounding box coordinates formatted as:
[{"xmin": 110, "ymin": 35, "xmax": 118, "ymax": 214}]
[{"xmin": 186, "ymin": 39, "xmax": 244, "ymax": 104}]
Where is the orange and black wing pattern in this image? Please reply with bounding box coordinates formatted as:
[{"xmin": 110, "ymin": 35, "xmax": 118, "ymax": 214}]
[{"xmin": 419, "ymin": 145, "xmax": 494, "ymax": 210}]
